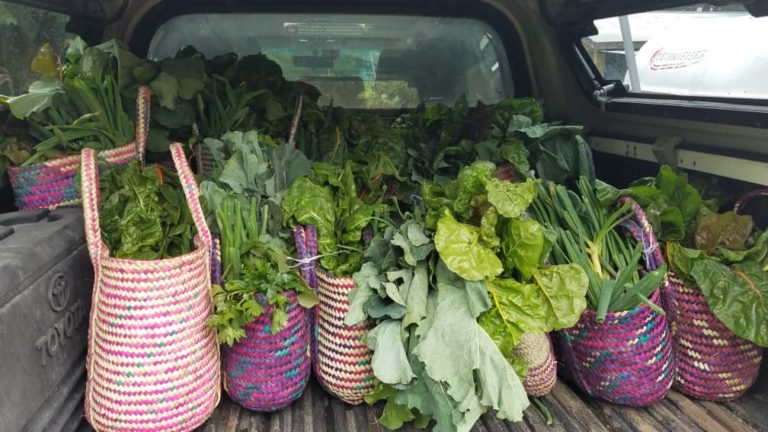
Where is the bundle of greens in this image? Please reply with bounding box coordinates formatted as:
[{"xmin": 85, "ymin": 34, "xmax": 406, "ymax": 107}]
[
  {"xmin": 346, "ymin": 212, "xmax": 529, "ymax": 431},
  {"xmin": 393, "ymin": 96, "xmax": 593, "ymax": 185},
  {"xmin": 630, "ymin": 166, "xmax": 768, "ymax": 347},
  {"xmin": 0, "ymin": 108, "xmax": 34, "ymax": 177},
  {"xmin": 98, "ymin": 160, "xmax": 195, "ymax": 259},
  {"xmin": 206, "ymin": 195, "xmax": 318, "ymax": 346},
  {"xmin": 200, "ymin": 130, "xmax": 318, "ymax": 346},
  {"xmin": 530, "ymin": 178, "xmax": 667, "ymax": 322},
  {"xmin": 1, "ymin": 38, "xmax": 208, "ymax": 164},
  {"xmin": 422, "ymin": 161, "xmax": 589, "ymax": 372},
  {"xmin": 281, "ymin": 160, "xmax": 387, "ymax": 276}
]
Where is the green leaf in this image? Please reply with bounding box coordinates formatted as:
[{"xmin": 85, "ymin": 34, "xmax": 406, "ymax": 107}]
[
  {"xmin": 453, "ymin": 161, "xmax": 495, "ymax": 219},
  {"xmin": 486, "ymin": 178, "xmax": 537, "ymax": 219},
  {"xmin": 6, "ymin": 77, "xmax": 62, "ymax": 118},
  {"xmin": 501, "ymin": 219, "xmax": 546, "ymax": 281},
  {"xmin": 403, "ymin": 264, "xmax": 429, "ymax": 328},
  {"xmin": 694, "ymin": 211, "xmax": 754, "ymax": 255},
  {"xmin": 692, "ymin": 260, "xmax": 768, "ymax": 347},
  {"xmin": 368, "ymin": 320, "xmax": 416, "ymax": 385},
  {"xmin": 149, "ymin": 72, "xmax": 179, "ymax": 109},
  {"xmin": 415, "ymin": 281, "xmax": 529, "ymax": 425},
  {"xmin": 435, "ymin": 210, "xmax": 503, "ymax": 281},
  {"xmin": 296, "ymin": 290, "xmax": 319, "ymax": 308}
]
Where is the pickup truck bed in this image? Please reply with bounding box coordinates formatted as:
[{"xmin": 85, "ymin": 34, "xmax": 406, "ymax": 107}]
[{"xmin": 156, "ymin": 366, "xmax": 766, "ymax": 432}]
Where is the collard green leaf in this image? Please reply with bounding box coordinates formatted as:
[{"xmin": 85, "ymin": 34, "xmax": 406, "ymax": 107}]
[
  {"xmin": 415, "ymin": 282, "xmax": 529, "ymax": 425},
  {"xmin": 435, "ymin": 210, "xmax": 503, "ymax": 281},
  {"xmin": 692, "ymin": 260, "xmax": 768, "ymax": 347},
  {"xmin": 499, "ymin": 139, "xmax": 530, "ymax": 177},
  {"xmin": 485, "ymin": 178, "xmax": 537, "ymax": 219},
  {"xmin": 368, "ymin": 320, "xmax": 416, "ymax": 385},
  {"xmin": 347, "ymin": 261, "xmax": 381, "ymax": 325},
  {"xmin": 403, "ymin": 264, "xmax": 429, "ymax": 328}
]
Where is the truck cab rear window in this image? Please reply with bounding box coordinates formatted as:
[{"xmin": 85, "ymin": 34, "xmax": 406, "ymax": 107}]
[
  {"xmin": 148, "ymin": 13, "xmax": 514, "ymax": 108},
  {"xmin": 581, "ymin": 3, "xmax": 768, "ymax": 100}
]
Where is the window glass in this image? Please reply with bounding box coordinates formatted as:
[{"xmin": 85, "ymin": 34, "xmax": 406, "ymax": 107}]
[
  {"xmin": 582, "ymin": 4, "xmax": 768, "ymax": 99},
  {"xmin": 149, "ymin": 14, "xmax": 513, "ymax": 108},
  {"xmin": 0, "ymin": 1, "xmax": 72, "ymax": 95}
]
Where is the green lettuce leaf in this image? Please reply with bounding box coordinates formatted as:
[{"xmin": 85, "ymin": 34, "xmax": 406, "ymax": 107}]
[
  {"xmin": 485, "ymin": 178, "xmax": 538, "ymax": 219},
  {"xmin": 691, "ymin": 260, "xmax": 768, "ymax": 347},
  {"xmin": 435, "ymin": 210, "xmax": 503, "ymax": 281}
]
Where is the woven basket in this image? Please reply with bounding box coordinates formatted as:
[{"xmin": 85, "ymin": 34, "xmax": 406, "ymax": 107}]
[
  {"xmin": 514, "ymin": 333, "xmax": 557, "ymax": 397},
  {"xmin": 662, "ymin": 189, "xmax": 766, "ymax": 401},
  {"xmin": 314, "ymin": 269, "xmax": 375, "ymax": 405},
  {"xmin": 555, "ymin": 197, "xmax": 674, "ymax": 407},
  {"xmin": 8, "ymin": 86, "xmax": 150, "ymax": 210},
  {"xmin": 80, "ymin": 143, "xmax": 220, "ymax": 431},
  {"xmin": 223, "ymin": 292, "xmax": 312, "ymax": 411}
]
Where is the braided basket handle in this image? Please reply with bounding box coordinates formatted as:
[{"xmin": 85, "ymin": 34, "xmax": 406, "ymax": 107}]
[
  {"xmin": 80, "ymin": 148, "xmax": 104, "ymax": 268},
  {"xmin": 80, "ymin": 143, "xmax": 212, "ymax": 268},
  {"xmin": 618, "ymin": 196, "xmax": 665, "ymax": 272},
  {"xmin": 734, "ymin": 189, "xmax": 768, "ymax": 214},
  {"xmin": 170, "ymin": 143, "xmax": 213, "ymax": 252},
  {"xmin": 134, "ymin": 85, "xmax": 151, "ymax": 165}
]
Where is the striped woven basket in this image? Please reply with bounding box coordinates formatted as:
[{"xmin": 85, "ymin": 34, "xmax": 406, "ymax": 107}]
[
  {"xmin": 222, "ymin": 292, "xmax": 312, "ymax": 411},
  {"xmin": 555, "ymin": 197, "xmax": 674, "ymax": 407},
  {"xmin": 8, "ymin": 86, "xmax": 151, "ymax": 210},
  {"xmin": 80, "ymin": 143, "xmax": 221, "ymax": 431},
  {"xmin": 313, "ymin": 269, "xmax": 375, "ymax": 405},
  {"xmin": 513, "ymin": 333, "xmax": 557, "ymax": 397},
  {"xmin": 662, "ymin": 189, "xmax": 766, "ymax": 401}
]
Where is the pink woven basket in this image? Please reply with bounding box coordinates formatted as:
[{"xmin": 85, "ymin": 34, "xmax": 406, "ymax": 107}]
[
  {"xmin": 662, "ymin": 189, "xmax": 766, "ymax": 401},
  {"xmin": 314, "ymin": 269, "xmax": 375, "ymax": 405},
  {"xmin": 555, "ymin": 198, "xmax": 674, "ymax": 407},
  {"xmin": 8, "ymin": 86, "xmax": 150, "ymax": 210},
  {"xmin": 80, "ymin": 143, "xmax": 221, "ymax": 431}
]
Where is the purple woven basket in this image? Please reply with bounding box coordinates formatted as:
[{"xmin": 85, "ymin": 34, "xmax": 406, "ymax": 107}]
[
  {"xmin": 661, "ymin": 189, "xmax": 767, "ymax": 401},
  {"xmin": 211, "ymin": 234, "xmax": 311, "ymax": 412},
  {"xmin": 555, "ymin": 197, "xmax": 674, "ymax": 407},
  {"xmin": 223, "ymin": 292, "xmax": 312, "ymax": 411}
]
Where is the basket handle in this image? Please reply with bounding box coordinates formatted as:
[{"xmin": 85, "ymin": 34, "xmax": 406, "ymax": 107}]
[
  {"xmin": 170, "ymin": 143, "xmax": 213, "ymax": 252},
  {"xmin": 618, "ymin": 196, "xmax": 665, "ymax": 272},
  {"xmin": 80, "ymin": 148, "xmax": 104, "ymax": 268},
  {"xmin": 80, "ymin": 143, "xmax": 212, "ymax": 268},
  {"xmin": 734, "ymin": 189, "xmax": 768, "ymax": 214},
  {"xmin": 288, "ymin": 93, "xmax": 303, "ymax": 149},
  {"xmin": 134, "ymin": 85, "xmax": 151, "ymax": 165}
]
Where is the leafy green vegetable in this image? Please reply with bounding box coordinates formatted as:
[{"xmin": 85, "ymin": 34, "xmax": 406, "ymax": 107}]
[
  {"xmin": 694, "ymin": 211, "xmax": 753, "ymax": 255},
  {"xmin": 282, "ymin": 161, "xmax": 386, "ymax": 276},
  {"xmin": 530, "ymin": 178, "xmax": 666, "ymax": 319},
  {"xmin": 692, "ymin": 260, "xmax": 768, "ymax": 346},
  {"xmin": 435, "ymin": 210, "xmax": 503, "ymax": 281},
  {"xmin": 200, "ymin": 131, "xmax": 317, "ymax": 346},
  {"xmin": 629, "ymin": 165, "xmax": 704, "ymax": 243},
  {"xmin": 99, "ymin": 160, "xmax": 195, "ymax": 259}
]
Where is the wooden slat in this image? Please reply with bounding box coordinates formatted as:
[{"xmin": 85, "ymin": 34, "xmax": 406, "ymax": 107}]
[
  {"xmin": 698, "ymin": 400, "xmax": 756, "ymax": 432},
  {"xmin": 548, "ymin": 381, "xmax": 610, "ymax": 432},
  {"xmin": 665, "ymin": 391, "xmax": 738, "ymax": 432}
]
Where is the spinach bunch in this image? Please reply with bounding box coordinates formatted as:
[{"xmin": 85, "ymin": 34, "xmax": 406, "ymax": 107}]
[
  {"xmin": 99, "ymin": 160, "xmax": 195, "ymax": 259},
  {"xmin": 281, "ymin": 160, "xmax": 387, "ymax": 276}
]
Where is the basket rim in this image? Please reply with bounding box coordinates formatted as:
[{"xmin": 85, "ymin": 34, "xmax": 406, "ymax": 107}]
[
  {"xmin": 578, "ymin": 286, "xmax": 662, "ymax": 320},
  {"xmin": 96, "ymin": 234, "xmax": 209, "ymax": 265},
  {"xmin": 6, "ymin": 140, "xmax": 140, "ymax": 173}
]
